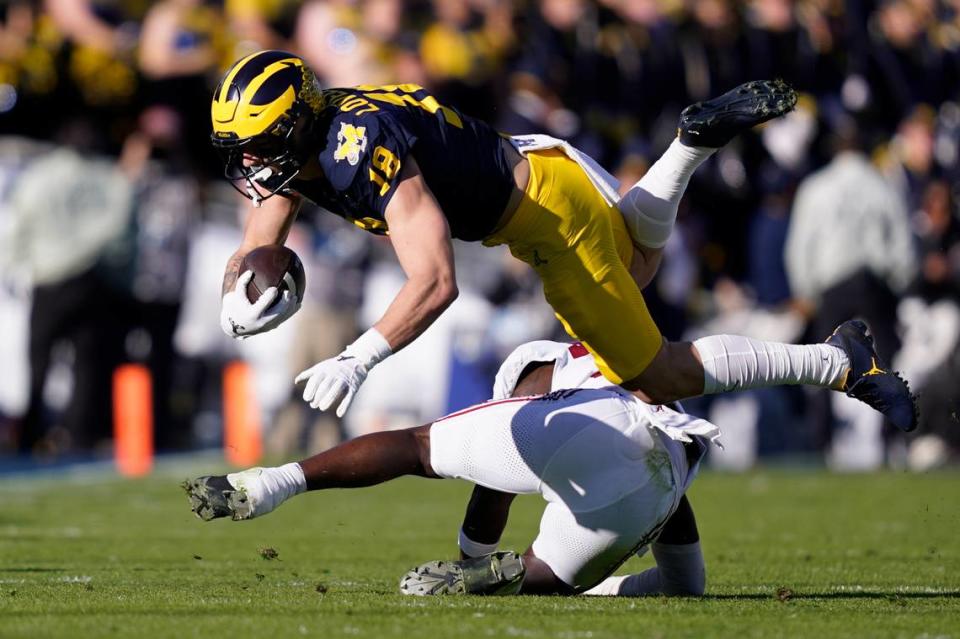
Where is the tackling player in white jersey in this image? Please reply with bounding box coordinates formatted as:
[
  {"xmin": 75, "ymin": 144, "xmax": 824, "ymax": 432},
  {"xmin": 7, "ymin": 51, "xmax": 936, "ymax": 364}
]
[{"xmin": 185, "ymin": 340, "xmax": 718, "ymax": 596}]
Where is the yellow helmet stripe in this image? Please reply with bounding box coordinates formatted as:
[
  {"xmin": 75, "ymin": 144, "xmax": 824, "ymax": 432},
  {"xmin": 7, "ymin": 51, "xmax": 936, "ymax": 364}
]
[
  {"xmin": 212, "ymin": 55, "xmax": 304, "ymax": 139},
  {"xmin": 216, "ymin": 50, "xmax": 264, "ymax": 103},
  {"xmin": 213, "ymin": 86, "xmax": 298, "ymax": 138},
  {"xmin": 238, "ymin": 57, "xmax": 303, "ymax": 108}
]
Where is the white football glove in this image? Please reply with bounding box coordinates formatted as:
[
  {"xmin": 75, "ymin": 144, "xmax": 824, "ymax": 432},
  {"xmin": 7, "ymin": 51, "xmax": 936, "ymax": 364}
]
[
  {"xmin": 295, "ymin": 328, "xmax": 392, "ymax": 416},
  {"xmin": 220, "ymin": 270, "xmax": 300, "ymax": 339}
]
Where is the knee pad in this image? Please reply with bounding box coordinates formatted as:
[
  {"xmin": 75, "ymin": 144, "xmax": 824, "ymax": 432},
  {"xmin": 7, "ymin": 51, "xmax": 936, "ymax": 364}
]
[{"xmin": 617, "ymin": 187, "xmax": 676, "ymax": 249}]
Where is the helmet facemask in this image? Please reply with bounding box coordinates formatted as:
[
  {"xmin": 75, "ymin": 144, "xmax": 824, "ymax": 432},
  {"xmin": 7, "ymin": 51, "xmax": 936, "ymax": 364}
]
[{"xmin": 213, "ymin": 104, "xmax": 316, "ymax": 207}]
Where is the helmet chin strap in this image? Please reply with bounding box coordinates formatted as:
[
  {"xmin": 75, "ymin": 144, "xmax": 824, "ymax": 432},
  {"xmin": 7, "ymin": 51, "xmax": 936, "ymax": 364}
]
[
  {"xmin": 246, "ymin": 166, "xmax": 275, "ymax": 207},
  {"xmin": 253, "ymin": 166, "xmax": 274, "ymax": 181}
]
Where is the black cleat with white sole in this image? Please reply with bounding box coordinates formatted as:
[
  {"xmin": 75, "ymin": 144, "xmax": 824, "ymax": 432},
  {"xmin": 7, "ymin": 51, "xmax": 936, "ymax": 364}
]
[
  {"xmin": 183, "ymin": 475, "xmax": 253, "ymax": 521},
  {"xmin": 678, "ymin": 79, "xmax": 798, "ymax": 148},
  {"xmin": 399, "ymin": 552, "xmax": 525, "ymax": 596},
  {"xmin": 826, "ymin": 319, "xmax": 919, "ymax": 432}
]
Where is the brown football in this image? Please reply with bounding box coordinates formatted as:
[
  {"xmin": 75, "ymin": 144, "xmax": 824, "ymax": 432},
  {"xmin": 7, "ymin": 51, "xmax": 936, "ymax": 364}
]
[{"xmin": 240, "ymin": 244, "xmax": 306, "ymax": 305}]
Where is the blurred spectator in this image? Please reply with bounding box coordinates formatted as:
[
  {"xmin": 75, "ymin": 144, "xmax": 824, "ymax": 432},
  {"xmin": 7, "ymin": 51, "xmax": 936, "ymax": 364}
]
[
  {"xmin": 138, "ymin": 0, "xmax": 229, "ymax": 173},
  {"xmin": 0, "ymin": 138, "xmax": 40, "ymax": 450},
  {"xmin": 859, "ymin": 0, "xmax": 957, "ymax": 134},
  {"xmin": 295, "ymin": 0, "xmax": 390, "ymax": 86},
  {"xmin": 44, "ymin": 0, "xmax": 138, "ymax": 55},
  {"xmin": 896, "ymin": 178, "xmax": 960, "ymax": 469},
  {"xmin": 880, "ymin": 104, "xmax": 939, "ymax": 213},
  {"xmin": 786, "ymin": 123, "xmax": 916, "ymax": 353},
  {"xmin": 418, "ymin": 0, "xmax": 514, "ymax": 119},
  {"xmin": 0, "ymin": 2, "xmax": 36, "ymax": 87},
  {"xmin": 138, "ymin": 0, "xmax": 226, "ymax": 80},
  {"xmin": 745, "ymin": 0, "xmax": 821, "ymax": 92},
  {"xmin": 0, "ymin": 3, "xmax": 62, "ymax": 138},
  {"xmin": 0, "ymin": 1, "xmax": 32, "ymax": 56},
  {"xmin": 677, "ymin": 0, "xmax": 751, "ymax": 102},
  {"xmin": 791, "ymin": 0, "xmax": 849, "ymax": 97},
  {"xmin": 46, "ymin": 0, "xmax": 141, "ymax": 111},
  {"xmin": 225, "ymin": 0, "xmax": 301, "ymax": 52},
  {"xmin": 912, "ymin": 179, "xmax": 960, "ymax": 301},
  {"xmin": 1, "ymin": 120, "xmax": 132, "ymax": 456},
  {"xmin": 785, "ymin": 121, "xmax": 917, "ymax": 469},
  {"xmin": 358, "ymin": 0, "xmax": 418, "ymax": 84},
  {"xmin": 114, "ymin": 106, "xmax": 200, "ymax": 451},
  {"xmin": 747, "ymin": 165, "xmax": 797, "ymax": 307},
  {"xmin": 500, "ymin": 0, "xmax": 601, "ymax": 146},
  {"xmin": 591, "ymin": 0, "xmax": 687, "ymax": 156},
  {"xmin": 672, "ymin": 2, "xmax": 777, "ymax": 282}
]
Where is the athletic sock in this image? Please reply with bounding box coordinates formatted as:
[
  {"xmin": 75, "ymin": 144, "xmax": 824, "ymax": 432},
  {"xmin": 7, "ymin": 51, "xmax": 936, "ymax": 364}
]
[
  {"xmin": 583, "ymin": 542, "xmax": 705, "ymax": 596},
  {"xmin": 227, "ymin": 462, "xmax": 307, "ymax": 518},
  {"xmin": 583, "ymin": 570, "xmax": 660, "ymax": 596},
  {"xmin": 618, "ymin": 139, "xmax": 716, "ymax": 248},
  {"xmin": 692, "ymin": 335, "xmax": 850, "ymax": 394}
]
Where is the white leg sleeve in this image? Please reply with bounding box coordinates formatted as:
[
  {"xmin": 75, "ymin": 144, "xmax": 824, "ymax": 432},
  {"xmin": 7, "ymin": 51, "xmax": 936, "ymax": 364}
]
[
  {"xmin": 617, "ymin": 139, "xmax": 715, "ymax": 248},
  {"xmin": 582, "ymin": 541, "xmax": 706, "ymax": 597},
  {"xmin": 692, "ymin": 335, "xmax": 850, "ymax": 394}
]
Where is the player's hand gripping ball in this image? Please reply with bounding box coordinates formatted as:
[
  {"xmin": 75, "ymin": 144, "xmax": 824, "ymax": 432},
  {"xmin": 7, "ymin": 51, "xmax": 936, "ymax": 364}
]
[{"xmin": 220, "ymin": 244, "xmax": 306, "ymax": 339}]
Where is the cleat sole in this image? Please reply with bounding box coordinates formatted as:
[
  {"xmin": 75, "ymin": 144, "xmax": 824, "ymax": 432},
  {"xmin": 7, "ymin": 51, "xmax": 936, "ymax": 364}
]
[
  {"xmin": 399, "ymin": 552, "xmax": 525, "ymax": 596},
  {"xmin": 679, "ymin": 79, "xmax": 798, "ymax": 147},
  {"xmin": 183, "ymin": 476, "xmax": 250, "ymax": 521}
]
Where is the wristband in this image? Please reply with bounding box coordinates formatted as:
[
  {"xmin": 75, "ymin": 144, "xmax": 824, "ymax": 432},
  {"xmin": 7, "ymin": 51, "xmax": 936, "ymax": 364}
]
[
  {"xmin": 458, "ymin": 527, "xmax": 499, "ymax": 558},
  {"xmin": 344, "ymin": 327, "xmax": 393, "ymax": 370}
]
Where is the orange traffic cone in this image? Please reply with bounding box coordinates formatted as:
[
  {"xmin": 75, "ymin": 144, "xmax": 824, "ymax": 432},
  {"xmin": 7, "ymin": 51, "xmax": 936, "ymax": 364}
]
[
  {"xmin": 113, "ymin": 364, "xmax": 153, "ymax": 477},
  {"xmin": 222, "ymin": 361, "xmax": 262, "ymax": 466}
]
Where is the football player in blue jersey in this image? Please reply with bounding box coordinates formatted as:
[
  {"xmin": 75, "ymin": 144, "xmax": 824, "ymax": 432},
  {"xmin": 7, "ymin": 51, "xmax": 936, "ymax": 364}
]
[{"xmin": 212, "ymin": 50, "xmax": 917, "ymax": 432}]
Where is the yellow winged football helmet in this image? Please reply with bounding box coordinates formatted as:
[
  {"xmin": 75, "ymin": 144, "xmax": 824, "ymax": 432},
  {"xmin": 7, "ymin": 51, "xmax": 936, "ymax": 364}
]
[{"xmin": 211, "ymin": 50, "xmax": 324, "ymax": 204}]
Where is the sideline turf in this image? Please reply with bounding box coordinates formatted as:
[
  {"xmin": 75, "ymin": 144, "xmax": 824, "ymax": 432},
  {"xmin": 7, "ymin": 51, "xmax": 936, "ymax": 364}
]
[{"xmin": 1, "ymin": 466, "xmax": 958, "ymax": 638}]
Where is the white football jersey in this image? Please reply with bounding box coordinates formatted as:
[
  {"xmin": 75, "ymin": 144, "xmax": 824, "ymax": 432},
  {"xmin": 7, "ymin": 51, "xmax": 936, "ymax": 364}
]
[
  {"xmin": 492, "ymin": 340, "xmax": 721, "ymax": 453},
  {"xmin": 549, "ymin": 342, "xmax": 617, "ymax": 392},
  {"xmin": 491, "ymin": 340, "xmax": 609, "ymax": 400}
]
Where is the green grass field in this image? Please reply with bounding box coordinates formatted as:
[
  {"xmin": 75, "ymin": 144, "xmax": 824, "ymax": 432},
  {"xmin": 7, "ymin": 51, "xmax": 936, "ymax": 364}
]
[{"xmin": 1, "ymin": 462, "xmax": 958, "ymax": 638}]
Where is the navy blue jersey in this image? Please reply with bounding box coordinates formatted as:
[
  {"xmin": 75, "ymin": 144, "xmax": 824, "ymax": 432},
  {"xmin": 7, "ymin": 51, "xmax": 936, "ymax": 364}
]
[{"xmin": 289, "ymin": 85, "xmax": 515, "ymax": 241}]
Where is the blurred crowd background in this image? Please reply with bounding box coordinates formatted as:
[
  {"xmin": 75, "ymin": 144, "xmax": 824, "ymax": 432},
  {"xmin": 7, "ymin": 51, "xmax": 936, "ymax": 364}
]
[{"xmin": 1, "ymin": 0, "xmax": 958, "ymax": 473}]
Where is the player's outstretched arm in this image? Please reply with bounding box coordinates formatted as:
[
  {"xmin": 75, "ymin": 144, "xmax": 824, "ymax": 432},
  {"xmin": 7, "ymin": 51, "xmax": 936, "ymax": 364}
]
[
  {"xmin": 220, "ymin": 194, "xmax": 302, "ymax": 339},
  {"xmin": 295, "ymin": 158, "xmax": 457, "ymax": 416},
  {"xmin": 378, "ymin": 156, "xmax": 458, "ymax": 350},
  {"xmin": 222, "ymin": 193, "xmax": 302, "ymax": 294}
]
